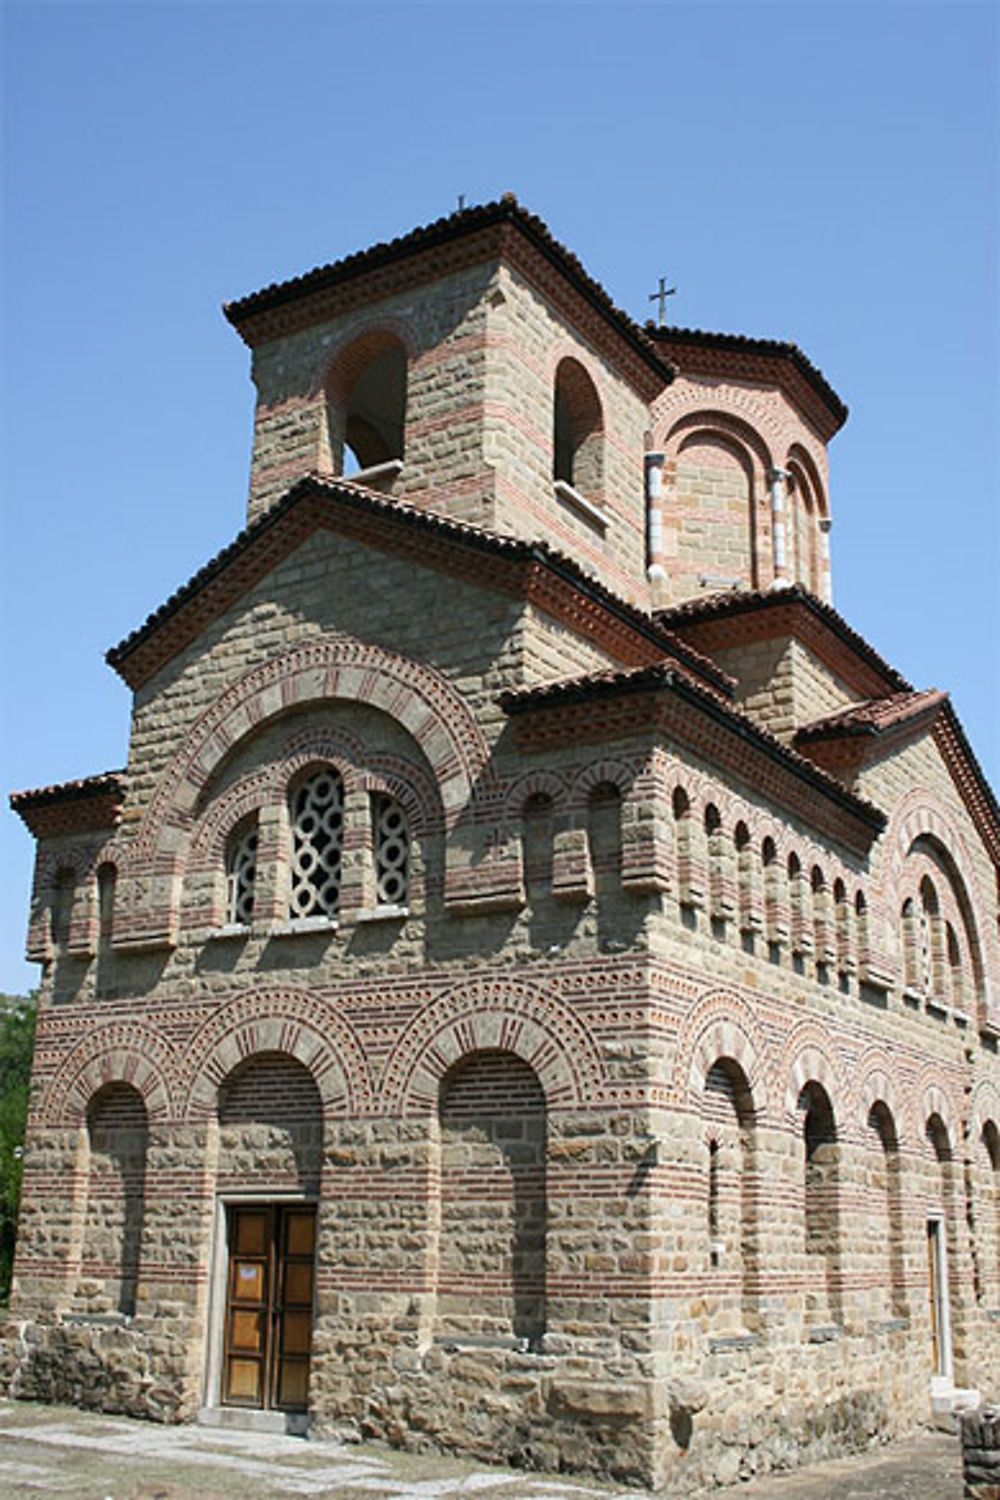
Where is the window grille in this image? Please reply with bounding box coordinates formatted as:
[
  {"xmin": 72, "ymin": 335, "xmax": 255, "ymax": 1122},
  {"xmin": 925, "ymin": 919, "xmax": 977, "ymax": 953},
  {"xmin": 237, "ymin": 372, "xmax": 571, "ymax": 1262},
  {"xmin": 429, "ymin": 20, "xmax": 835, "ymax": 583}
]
[
  {"xmin": 373, "ymin": 794, "xmax": 409, "ymax": 906},
  {"xmin": 290, "ymin": 769, "xmax": 344, "ymax": 919},
  {"xmin": 226, "ymin": 822, "xmax": 258, "ymax": 925}
]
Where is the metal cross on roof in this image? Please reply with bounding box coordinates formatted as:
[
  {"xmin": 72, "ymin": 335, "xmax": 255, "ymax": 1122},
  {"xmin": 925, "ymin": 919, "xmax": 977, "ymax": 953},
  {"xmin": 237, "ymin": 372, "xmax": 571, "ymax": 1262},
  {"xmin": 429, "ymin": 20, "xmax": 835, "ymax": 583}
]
[{"xmin": 648, "ymin": 276, "xmax": 676, "ymax": 327}]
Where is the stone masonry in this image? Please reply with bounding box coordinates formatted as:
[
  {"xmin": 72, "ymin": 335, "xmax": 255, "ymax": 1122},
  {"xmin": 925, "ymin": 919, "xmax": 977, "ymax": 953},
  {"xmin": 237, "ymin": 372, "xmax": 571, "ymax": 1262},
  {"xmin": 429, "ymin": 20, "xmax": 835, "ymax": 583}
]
[{"xmin": 6, "ymin": 196, "xmax": 1000, "ymax": 1493}]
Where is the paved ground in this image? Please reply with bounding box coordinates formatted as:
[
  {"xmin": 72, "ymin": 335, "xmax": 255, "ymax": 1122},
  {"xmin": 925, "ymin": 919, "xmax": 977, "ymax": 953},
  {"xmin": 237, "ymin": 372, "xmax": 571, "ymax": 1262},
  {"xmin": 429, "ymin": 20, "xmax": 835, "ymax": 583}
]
[{"xmin": 0, "ymin": 1400, "xmax": 962, "ymax": 1500}]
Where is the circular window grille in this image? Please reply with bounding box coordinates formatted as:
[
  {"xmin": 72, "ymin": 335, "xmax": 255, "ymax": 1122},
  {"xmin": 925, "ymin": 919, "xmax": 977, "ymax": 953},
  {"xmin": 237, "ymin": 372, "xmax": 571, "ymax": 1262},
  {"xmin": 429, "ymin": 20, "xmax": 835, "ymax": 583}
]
[
  {"xmin": 374, "ymin": 795, "xmax": 409, "ymax": 906},
  {"xmin": 290, "ymin": 769, "xmax": 344, "ymax": 918},
  {"xmin": 226, "ymin": 824, "xmax": 258, "ymax": 925}
]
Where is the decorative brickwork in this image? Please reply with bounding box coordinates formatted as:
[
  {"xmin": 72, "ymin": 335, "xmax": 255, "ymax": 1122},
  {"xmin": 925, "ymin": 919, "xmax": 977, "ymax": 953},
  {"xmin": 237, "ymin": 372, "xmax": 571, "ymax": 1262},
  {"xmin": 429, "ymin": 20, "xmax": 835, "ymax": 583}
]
[{"xmin": 7, "ymin": 202, "xmax": 998, "ymax": 1494}]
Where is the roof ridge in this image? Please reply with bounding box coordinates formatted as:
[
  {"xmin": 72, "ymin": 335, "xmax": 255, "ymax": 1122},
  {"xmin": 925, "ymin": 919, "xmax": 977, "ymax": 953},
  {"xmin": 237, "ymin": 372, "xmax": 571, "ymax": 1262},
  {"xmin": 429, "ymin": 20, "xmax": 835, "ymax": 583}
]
[
  {"xmin": 105, "ymin": 473, "xmax": 733, "ymax": 696},
  {"xmin": 223, "ymin": 195, "xmax": 673, "ymax": 384}
]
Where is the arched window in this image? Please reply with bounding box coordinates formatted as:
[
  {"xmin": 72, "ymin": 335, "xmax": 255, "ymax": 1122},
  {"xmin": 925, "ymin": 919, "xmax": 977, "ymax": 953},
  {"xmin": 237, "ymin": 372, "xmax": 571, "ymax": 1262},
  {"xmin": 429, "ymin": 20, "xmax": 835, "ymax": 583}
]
[
  {"xmin": 437, "ymin": 1051, "xmax": 547, "ymax": 1346},
  {"xmin": 787, "ymin": 852, "xmax": 809, "ymax": 956},
  {"xmin": 787, "ymin": 464, "xmax": 818, "ymax": 593},
  {"xmin": 799, "ymin": 1081, "xmax": 841, "ymax": 1325},
  {"xmin": 51, "ymin": 866, "xmax": 75, "ymax": 950},
  {"xmin": 225, "ymin": 817, "xmax": 259, "ymax": 926},
  {"xmin": 832, "ymin": 878, "xmax": 851, "ymax": 978},
  {"xmin": 372, "ymin": 793, "xmax": 410, "ymax": 908},
  {"xmin": 867, "ymin": 1103, "xmax": 907, "ymax": 1320},
  {"xmin": 946, "ymin": 922, "xmax": 965, "ymax": 1011},
  {"xmin": 855, "ymin": 891, "xmax": 870, "ymax": 977},
  {"xmin": 901, "ymin": 896, "xmax": 921, "ymax": 991},
  {"xmin": 288, "ymin": 767, "xmax": 344, "ymax": 920},
  {"xmin": 734, "ymin": 821, "xmax": 758, "ymax": 935},
  {"xmin": 80, "ymin": 1083, "xmax": 148, "ymax": 1318},
  {"xmin": 981, "ymin": 1122, "xmax": 1000, "ymax": 1305},
  {"xmin": 673, "ymin": 787, "xmax": 700, "ymax": 908},
  {"xmin": 522, "ymin": 793, "xmax": 554, "ymax": 902},
  {"xmin": 97, "ymin": 863, "xmax": 117, "ymax": 947},
  {"xmin": 704, "ymin": 805, "xmax": 726, "ymax": 920},
  {"xmin": 587, "ymin": 782, "xmax": 621, "ymax": 894},
  {"xmin": 553, "ymin": 357, "xmax": 603, "ymax": 499},
  {"xmin": 762, "ymin": 837, "xmax": 783, "ymax": 948},
  {"xmin": 704, "ymin": 1058, "xmax": 758, "ymax": 1329},
  {"xmin": 811, "ymin": 865, "xmax": 830, "ymax": 965},
  {"xmin": 919, "ymin": 876, "xmax": 942, "ymax": 997},
  {"xmin": 326, "ymin": 331, "xmax": 407, "ymax": 482}
]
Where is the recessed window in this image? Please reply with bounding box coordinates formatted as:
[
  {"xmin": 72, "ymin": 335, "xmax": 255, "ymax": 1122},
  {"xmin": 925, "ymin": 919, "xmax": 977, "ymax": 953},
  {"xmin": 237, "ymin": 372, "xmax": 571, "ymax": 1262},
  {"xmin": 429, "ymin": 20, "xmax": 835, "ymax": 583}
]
[
  {"xmin": 225, "ymin": 819, "xmax": 258, "ymax": 925},
  {"xmin": 289, "ymin": 768, "xmax": 344, "ymax": 920},
  {"xmin": 372, "ymin": 794, "xmax": 410, "ymax": 907}
]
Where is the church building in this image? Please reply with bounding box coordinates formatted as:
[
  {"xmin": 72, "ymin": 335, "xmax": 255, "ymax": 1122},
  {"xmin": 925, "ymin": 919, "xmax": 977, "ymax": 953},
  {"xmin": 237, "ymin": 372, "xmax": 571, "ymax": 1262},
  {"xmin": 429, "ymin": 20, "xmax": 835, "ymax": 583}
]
[{"xmin": 6, "ymin": 197, "xmax": 999, "ymax": 1491}]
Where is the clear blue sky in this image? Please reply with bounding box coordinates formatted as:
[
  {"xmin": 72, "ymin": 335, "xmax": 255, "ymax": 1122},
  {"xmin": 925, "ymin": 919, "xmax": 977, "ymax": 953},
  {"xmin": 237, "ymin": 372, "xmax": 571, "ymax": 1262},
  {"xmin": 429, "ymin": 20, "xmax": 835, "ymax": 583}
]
[{"xmin": 2, "ymin": 1, "xmax": 997, "ymax": 995}]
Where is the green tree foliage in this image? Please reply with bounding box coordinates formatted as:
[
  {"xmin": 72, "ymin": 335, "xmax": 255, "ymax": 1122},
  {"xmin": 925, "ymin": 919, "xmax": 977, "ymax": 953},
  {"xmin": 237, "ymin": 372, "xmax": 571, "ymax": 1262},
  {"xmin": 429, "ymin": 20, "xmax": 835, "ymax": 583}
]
[{"xmin": 0, "ymin": 993, "xmax": 37, "ymax": 1303}]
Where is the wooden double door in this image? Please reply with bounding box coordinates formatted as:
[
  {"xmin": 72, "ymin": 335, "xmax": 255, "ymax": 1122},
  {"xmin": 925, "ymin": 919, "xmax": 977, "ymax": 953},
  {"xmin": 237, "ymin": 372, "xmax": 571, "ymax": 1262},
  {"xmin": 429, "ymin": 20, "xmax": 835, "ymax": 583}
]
[{"xmin": 223, "ymin": 1203, "xmax": 316, "ymax": 1412}]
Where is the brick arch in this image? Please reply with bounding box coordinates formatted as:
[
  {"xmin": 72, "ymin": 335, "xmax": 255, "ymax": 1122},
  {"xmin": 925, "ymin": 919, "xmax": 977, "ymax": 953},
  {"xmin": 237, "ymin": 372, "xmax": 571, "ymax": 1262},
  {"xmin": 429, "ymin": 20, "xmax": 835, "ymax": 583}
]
[
  {"xmin": 319, "ymin": 317, "xmax": 419, "ymax": 402},
  {"xmin": 379, "ymin": 976, "xmax": 607, "ymax": 1116},
  {"xmin": 970, "ymin": 1079, "xmax": 1000, "ymax": 1143},
  {"xmin": 181, "ymin": 988, "xmax": 373, "ymax": 1121},
  {"xmin": 880, "ymin": 792, "xmax": 983, "ymax": 912},
  {"xmin": 275, "ymin": 719, "xmax": 441, "ymax": 835},
  {"xmin": 780, "ymin": 1021, "xmax": 852, "ymax": 1126},
  {"xmin": 120, "ymin": 637, "xmax": 491, "ymax": 946},
  {"xmin": 41, "ymin": 1022, "xmax": 178, "ymax": 1127},
  {"xmin": 660, "ymin": 407, "xmax": 774, "ymax": 476},
  {"xmin": 674, "ymin": 988, "xmax": 770, "ymax": 1119},
  {"xmin": 545, "ymin": 340, "xmax": 605, "ymax": 393},
  {"xmin": 879, "ymin": 791, "xmax": 992, "ymax": 1013},
  {"xmin": 786, "ymin": 441, "xmax": 828, "ymax": 519},
  {"xmin": 188, "ymin": 765, "xmax": 275, "ymax": 867},
  {"xmin": 571, "ymin": 756, "xmax": 635, "ymax": 809},
  {"xmin": 854, "ymin": 1049, "xmax": 908, "ymax": 1143},
  {"xmin": 915, "ymin": 1067, "xmax": 960, "ymax": 1151},
  {"xmin": 504, "ymin": 769, "xmax": 570, "ymax": 822}
]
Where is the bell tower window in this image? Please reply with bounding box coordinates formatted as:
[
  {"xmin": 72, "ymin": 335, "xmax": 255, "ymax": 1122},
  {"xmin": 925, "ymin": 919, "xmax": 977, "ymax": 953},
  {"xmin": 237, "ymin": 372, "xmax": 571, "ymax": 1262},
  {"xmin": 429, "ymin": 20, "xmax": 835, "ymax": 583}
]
[
  {"xmin": 327, "ymin": 332, "xmax": 408, "ymax": 488},
  {"xmin": 552, "ymin": 357, "xmax": 603, "ymax": 505}
]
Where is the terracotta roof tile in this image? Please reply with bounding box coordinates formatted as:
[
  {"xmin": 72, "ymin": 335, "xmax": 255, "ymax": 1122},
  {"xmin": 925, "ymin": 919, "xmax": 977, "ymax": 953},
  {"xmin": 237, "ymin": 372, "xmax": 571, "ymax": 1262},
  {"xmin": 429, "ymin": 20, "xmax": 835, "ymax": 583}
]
[
  {"xmin": 655, "ymin": 585, "xmax": 912, "ymax": 696},
  {"xmin": 10, "ymin": 770, "xmax": 127, "ymax": 810},
  {"xmin": 796, "ymin": 690, "xmax": 947, "ymax": 741}
]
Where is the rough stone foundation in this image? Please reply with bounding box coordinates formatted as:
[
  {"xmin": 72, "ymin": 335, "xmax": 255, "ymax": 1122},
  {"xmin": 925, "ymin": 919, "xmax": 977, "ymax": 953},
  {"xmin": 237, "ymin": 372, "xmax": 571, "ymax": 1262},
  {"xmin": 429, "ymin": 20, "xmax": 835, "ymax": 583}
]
[{"xmin": 964, "ymin": 1405, "xmax": 1000, "ymax": 1500}]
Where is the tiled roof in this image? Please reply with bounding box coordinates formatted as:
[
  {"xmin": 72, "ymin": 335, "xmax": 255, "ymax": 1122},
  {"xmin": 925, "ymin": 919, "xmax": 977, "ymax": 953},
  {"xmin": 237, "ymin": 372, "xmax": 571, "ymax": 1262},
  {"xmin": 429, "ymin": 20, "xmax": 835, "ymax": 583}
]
[
  {"xmin": 10, "ymin": 770, "xmax": 126, "ymax": 837},
  {"xmin": 655, "ymin": 584, "xmax": 912, "ymax": 696},
  {"xmin": 501, "ymin": 661, "xmax": 886, "ymax": 835},
  {"xmin": 649, "ymin": 324, "xmax": 847, "ymax": 432},
  {"xmin": 796, "ymin": 690, "xmax": 947, "ymax": 742},
  {"xmin": 106, "ymin": 473, "xmax": 732, "ymax": 696},
  {"xmin": 10, "ymin": 770, "xmax": 126, "ymax": 810},
  {"xmin": 793, "ymin": 690, "xmax": 1000, "ymax": 865},
  {"xmin": 224, "ymin": 195, "xmax": 674, "ymax": 385}
]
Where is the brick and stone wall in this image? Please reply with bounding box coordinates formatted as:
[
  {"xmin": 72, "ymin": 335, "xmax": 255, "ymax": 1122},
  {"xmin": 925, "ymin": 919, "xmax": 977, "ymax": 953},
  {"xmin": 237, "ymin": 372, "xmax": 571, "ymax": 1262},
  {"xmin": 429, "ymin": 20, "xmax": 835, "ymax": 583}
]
[{"xmin": 7, "ymin": 208, "xmax": 999, "ymax": 1493}]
